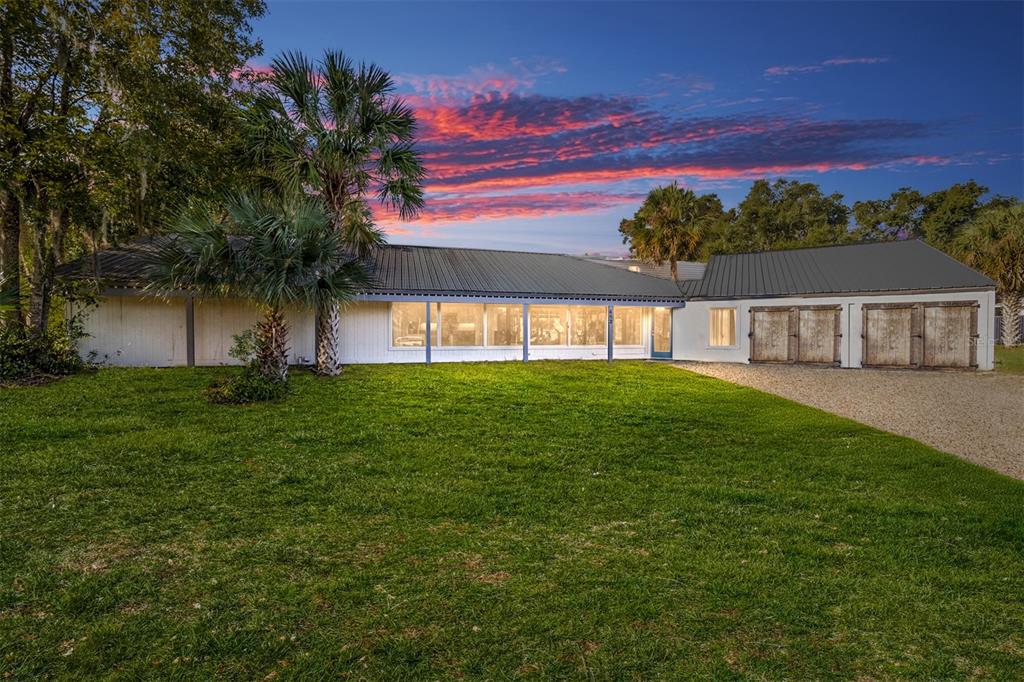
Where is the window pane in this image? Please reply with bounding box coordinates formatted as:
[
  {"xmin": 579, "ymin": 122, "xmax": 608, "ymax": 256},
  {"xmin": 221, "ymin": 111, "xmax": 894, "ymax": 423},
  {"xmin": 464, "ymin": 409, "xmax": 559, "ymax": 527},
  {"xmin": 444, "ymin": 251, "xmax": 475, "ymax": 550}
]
[
  {"xmin": 391, "ymin": 302, "xmax": 438, "ymax": 347},
  {"xmin": 653, "ymin": 307, "xmax": 671, "ymax": 353},
  {"xmin": 439, "ymin": 303, "xmax": 484, "ymax": 346},
  {"xmin": 614, "ymin": 307, "xmax": 643, "ymax": 345},
  {"xmin": 529, "ymin": 305, "xmax": 569, "ymax": 346},
  {"xmin": 709, "ymin": 308, "xmax": 736, "ymax": 347},
  {"xmin": 487, "ymin": 304, "xmax": 523, "ymax": 346},
  {"xmin": 570, "ymin": 306, "xmax": 607, "ymax": 345}
]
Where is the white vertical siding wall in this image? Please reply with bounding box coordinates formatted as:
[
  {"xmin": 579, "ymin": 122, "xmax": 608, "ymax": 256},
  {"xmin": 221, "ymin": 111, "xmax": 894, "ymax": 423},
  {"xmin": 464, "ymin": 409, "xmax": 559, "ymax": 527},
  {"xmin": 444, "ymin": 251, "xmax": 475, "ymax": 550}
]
[
  {"xmin": 194, "ymin": 299, "xmax": 314, "ymax": 366},
  {"xmin": 673, "ymin": 290, "xmax": 995, "ymax": 370},
  {"xmin": 77, "ymin": 295, "xmax": 315, "ymax": 367},
  {"xmin": 76, "ymin": 297, "xmax": 188, "ymax": 366}
]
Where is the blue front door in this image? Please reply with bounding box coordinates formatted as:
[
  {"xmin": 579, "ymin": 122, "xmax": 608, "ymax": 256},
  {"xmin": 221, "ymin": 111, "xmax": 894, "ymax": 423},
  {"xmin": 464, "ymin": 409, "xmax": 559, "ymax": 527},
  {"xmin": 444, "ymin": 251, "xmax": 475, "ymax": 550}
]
[{"xmin": 652, "ymin": 307, "xmax": 672, "ymax": 358}]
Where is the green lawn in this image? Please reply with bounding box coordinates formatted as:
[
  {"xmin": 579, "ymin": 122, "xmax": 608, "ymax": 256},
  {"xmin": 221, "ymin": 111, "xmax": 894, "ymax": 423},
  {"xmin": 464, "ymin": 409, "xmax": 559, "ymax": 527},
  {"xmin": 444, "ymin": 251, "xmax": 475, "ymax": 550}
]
[
  {"xmin": 996, "ymin": 345, "xmax": 1024, "ymax": 374},
  {"xmin": 1, "ymin": 362, "xmax": 1022, "ymax": 679}
]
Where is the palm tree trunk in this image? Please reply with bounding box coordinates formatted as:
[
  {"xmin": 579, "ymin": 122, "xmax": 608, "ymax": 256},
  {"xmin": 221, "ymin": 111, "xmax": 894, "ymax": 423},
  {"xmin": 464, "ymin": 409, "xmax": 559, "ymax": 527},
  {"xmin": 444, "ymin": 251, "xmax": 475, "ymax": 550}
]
[
  {"xmin": 256, "ymin": 306, "xmax": 290, "ymax": 382},
  {"xmin": 1002, "ymin": 293, "xmax": 1022, "ymax": 347},
  {"xmin": 315, "ymin": 299, "xmax": 342, "ymax": 376}
]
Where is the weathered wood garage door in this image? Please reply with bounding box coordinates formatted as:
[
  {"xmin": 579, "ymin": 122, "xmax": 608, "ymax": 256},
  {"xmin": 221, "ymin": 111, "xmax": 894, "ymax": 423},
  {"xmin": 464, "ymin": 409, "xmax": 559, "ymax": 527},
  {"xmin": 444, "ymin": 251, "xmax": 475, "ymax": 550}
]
[
  {"xmin": 750, "ymin": 308, "xmax": 790, "ymax": 362},
  {"xmin": 798, "ymin": 307, "xmax": 841, "ymax": 363},
  {"xmin": 924, "ymin": 304, "xmax": 976, "ymax": 368},
  {"xmin": 750, "ymin": 305, "xmax": 841, "ymax": 364},
  {"xmin": 862, "ymin": 302, "xmax": 977, "ymax": 369}
]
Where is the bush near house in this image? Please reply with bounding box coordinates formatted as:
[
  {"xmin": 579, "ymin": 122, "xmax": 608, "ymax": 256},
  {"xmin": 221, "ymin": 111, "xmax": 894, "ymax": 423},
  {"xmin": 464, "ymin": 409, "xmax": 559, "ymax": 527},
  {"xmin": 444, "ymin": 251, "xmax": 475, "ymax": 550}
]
[{"xmin": 1, "ymin": 362, "xmax": 1022, "ymax": 678}]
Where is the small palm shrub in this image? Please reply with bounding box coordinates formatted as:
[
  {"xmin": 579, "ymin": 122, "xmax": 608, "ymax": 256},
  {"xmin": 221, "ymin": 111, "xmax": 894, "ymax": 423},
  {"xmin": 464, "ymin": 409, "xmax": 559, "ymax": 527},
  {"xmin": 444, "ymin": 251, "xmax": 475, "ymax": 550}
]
[
  {"xmin": 204, "ymin": 329, "xmax": 289, "ymax": 405},
  {"xmin": 150, "ymin": 192, "xmax": 367, "ymax": 402}
]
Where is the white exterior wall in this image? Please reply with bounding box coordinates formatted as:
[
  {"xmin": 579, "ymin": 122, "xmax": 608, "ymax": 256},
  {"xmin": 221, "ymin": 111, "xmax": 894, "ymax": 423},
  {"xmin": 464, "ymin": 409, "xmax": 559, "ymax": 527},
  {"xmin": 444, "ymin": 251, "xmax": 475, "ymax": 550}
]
[
  {"xmin": 76, "ymin": 297, "xmax": 188, "ymax": 366},
  {"xmin": 194, "ymin": 299, "xmax": 314, "ymax": 366},
  {"xmin": 673, "ymin": 289, "xmax": 996, "ymax": 370},
  {"xmin": 77, "ymin": 296, "xmax": 657, "ymax": 366},
  {"xmin": 337, "ymin": 301, "xmax": 654, "ymax": 364},
  {"xmin": 76, "ymin": 295, "xmax": 315, "ymax": 367}
]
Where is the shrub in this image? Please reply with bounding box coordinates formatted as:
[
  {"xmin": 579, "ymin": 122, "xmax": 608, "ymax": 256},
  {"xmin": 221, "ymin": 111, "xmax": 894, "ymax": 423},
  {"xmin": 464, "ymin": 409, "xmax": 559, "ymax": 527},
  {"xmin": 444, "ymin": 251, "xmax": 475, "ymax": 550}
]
[
  {"xmin": 0, "ymin": 325, "xmax": 85, "ymax": 384},
  {"xmin": 204, "ymin": 327, "xmax": 289, "ymax": 404},
  {"xmin": 205, "ymin": 369, "xmax": 289, "ymax": 405}
]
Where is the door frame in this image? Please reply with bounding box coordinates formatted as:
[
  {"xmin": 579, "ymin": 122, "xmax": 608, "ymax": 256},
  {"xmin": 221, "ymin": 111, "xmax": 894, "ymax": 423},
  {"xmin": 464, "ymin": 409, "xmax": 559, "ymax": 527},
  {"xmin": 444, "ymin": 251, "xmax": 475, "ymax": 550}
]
[{"xmin": 651, "ymin": 307, "xmax": 672, "ymax": 359}]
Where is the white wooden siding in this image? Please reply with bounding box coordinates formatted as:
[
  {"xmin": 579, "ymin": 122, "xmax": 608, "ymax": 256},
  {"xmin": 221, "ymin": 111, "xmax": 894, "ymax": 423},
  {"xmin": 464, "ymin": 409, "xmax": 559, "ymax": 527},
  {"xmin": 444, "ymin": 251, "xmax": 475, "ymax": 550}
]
[
  {"xmin": 673, "ymin": 290, "xmax": 995, "ymax": 370},
  {"xmin": 76, "ymin": 297, "xmax": 188, "ymax": 366},
  {"xmin": 194, "ymin": 299, "xmax": 314, "ymax": 366}
]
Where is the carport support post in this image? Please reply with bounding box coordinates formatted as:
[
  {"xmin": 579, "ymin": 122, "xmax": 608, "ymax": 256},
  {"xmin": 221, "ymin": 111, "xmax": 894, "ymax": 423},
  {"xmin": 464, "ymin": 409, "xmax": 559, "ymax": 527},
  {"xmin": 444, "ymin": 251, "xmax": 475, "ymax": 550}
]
[
  {"xmin": 425, "ymin": 301, "xmax": 432, "ymax": 365},
  {"xmin": 185, "ymin": 296, "xmax": 195, "ymax": 367},
  {"xmin": 607, "ymin": 305, "xmax": 614, "ymax": 362},
  {"xmin": 522, "ymin": 303, "xmax": 529, "ymax": 362}
]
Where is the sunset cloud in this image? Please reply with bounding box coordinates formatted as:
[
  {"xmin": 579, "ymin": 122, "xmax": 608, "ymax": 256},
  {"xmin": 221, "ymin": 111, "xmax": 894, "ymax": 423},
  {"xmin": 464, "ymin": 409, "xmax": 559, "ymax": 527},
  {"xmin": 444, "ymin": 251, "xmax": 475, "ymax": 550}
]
[
  {"xmin": 765, "ymin": 56, "xmax": 890, "ymax": 77},
  {"xmin": 238, "ymin": 56, "xmax": 947, "ymax": 237}
]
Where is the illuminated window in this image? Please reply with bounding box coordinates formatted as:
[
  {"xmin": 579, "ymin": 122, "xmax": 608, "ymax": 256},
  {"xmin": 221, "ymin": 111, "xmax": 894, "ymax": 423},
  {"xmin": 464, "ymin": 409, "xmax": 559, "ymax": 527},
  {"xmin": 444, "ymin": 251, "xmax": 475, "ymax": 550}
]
[
  {"xmin": 709, "ymin": 308, "xmax": 737, "ymax": 347},
  {"xmin": 614, "ymin": 307, "xmax": 643, "ymax": 345},
  {"xmin": 570, "ymin": 306, "xmax": 607, "ymax": 345},
  {"xmin": 439, "ymin": 303, "xmax": 484, "ymax": 346},
  {"xmin": 487, "ymin": 305, "xmax": 523, "ymax": 346},
  {"xmin": 529, "ymin": 305, "xmax": 569, "ymax": 346},
  {"xmin": 391, "ymin": 302, "xmax": 438, "ymax": 347}
]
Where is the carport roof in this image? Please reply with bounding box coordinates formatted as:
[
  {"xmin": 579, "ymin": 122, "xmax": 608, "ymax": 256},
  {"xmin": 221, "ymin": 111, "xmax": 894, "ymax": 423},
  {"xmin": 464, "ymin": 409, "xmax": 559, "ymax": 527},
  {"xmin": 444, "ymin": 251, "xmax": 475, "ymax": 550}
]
[{"xmin": 691, "ymin": 239, "xmax": 995, "ymax": 299}]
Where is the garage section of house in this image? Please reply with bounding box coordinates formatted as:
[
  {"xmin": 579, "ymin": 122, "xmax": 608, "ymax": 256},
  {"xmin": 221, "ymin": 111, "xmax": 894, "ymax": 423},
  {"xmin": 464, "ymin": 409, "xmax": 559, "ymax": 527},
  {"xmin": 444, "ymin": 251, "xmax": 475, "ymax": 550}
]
[{"xmin": 671, "ymin": 240, "xmax": 996, "ymax": 370}]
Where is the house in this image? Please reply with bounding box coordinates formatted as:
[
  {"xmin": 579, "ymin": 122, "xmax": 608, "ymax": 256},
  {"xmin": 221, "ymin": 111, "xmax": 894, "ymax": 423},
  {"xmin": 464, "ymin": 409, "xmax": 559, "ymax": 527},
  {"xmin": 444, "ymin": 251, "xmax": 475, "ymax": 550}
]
[{"xmin": 60, "ymin": 238, "xmax": 996, "ymax": 370}]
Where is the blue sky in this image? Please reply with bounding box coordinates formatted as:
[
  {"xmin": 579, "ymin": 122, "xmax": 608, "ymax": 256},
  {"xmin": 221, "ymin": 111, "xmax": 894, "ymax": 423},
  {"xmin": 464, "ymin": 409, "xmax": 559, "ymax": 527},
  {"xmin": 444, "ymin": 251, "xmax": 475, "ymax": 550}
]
[{"xmin": 255, "ymin": 1, "xmax": 1023, "ymax": 253}]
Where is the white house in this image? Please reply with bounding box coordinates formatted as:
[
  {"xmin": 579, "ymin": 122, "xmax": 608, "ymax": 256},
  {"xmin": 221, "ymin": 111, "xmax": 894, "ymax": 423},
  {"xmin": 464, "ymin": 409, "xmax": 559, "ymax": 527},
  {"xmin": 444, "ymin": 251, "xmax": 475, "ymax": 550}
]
[{"xmin": 60, "ymin": 239, "xmax": 996, "ymax": 370}]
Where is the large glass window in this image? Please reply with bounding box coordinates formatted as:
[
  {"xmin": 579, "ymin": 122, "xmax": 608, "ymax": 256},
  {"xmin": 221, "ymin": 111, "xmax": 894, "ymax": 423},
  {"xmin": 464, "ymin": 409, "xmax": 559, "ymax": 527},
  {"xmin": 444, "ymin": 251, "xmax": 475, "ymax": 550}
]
[
  {"xmin": 487, "ymin": 305, "xmax": 523, "ymax": 346},
  {"xmin": 614, "ymin": 307, "xmax": 643, "ymax": 346},
  {"xmin": 709, "ymin": 307, "xmax": 737, "ymax": 347},
  {"xmin": 529, "ymin": 305, "xmax": 569, "ymax": 346},
  {"xmin": 391, "ymin": 302, "xmax": 438, "ymax": 347},
  {"xmin": 570, "ymin": 306, "xmax": 607, "ymax": 345},
  {"xmin": 439, "ymin": 303, "xmax": 484, "ymax": 346}
]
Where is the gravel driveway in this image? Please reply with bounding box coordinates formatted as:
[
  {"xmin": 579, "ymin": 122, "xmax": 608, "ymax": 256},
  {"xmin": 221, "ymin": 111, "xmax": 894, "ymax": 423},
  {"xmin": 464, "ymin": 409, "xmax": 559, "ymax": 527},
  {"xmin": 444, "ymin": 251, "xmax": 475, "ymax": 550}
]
[{"xmin": 674, "ymin": 362, "xmax": 1024, "ymax": 480}]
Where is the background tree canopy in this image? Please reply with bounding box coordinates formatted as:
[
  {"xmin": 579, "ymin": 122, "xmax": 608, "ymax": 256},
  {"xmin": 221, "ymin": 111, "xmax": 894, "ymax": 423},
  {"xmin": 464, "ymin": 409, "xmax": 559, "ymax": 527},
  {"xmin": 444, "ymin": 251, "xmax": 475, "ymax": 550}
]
[
  {"xmin": 623, "ymin": 178, "xmax": 1017, "ymax": 265},
  {"xmin": 0, "ymin": 0, "xmax": 265, "ymax": 330}
]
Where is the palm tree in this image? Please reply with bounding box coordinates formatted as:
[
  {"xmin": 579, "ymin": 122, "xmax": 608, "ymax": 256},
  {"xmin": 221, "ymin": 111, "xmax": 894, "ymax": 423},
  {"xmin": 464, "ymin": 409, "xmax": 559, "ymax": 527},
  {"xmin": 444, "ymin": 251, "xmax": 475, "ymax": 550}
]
[
  {"xmin": 956, "ymin": 204, "xmax": 1024, "ymax": 347},
  {"xmin": 242, "ymin": 50, "xmax": 426, "ymax": 375},
  {"xmin": 148, "ymin": 193, "xmax": 367, "ymax": 382},
  {"xmin": 619, "ymin": 183, "xmax": 722, "ymax": 281}
]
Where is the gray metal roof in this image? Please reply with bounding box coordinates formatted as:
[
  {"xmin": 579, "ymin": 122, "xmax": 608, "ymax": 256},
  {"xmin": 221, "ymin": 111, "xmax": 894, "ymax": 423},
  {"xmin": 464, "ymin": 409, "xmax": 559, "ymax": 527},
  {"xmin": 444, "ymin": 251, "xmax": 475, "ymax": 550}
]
[
  {"xmin": 362, "ymin": 244, "xmax": 688, "ymax": 302},
  {"xmin": 58, "ymin": 237, "xmax": 990, "ymax": 303},
  {"xmin": 58, "ymin": 239, "xmax": 689, "ymax": 303},
  {"xmin": 692, "ymin": 239, "xmax": 995, "ymax": 299},
  {"xmin": 585, "ymin": 258, "xmax": 707, "ymax": 281}
]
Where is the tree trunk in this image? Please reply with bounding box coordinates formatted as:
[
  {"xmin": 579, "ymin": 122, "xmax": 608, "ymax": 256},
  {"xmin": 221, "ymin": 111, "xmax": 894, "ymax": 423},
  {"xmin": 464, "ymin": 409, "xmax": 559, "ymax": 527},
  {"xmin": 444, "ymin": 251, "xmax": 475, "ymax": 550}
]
[
  {"xmin": 315, "ymin": 299, "xmax": 342, "ymax": 376},
  {"xmin": 1002, "ymin": 293, "xmax": 1022, "ymax": 347},
  {"xmin": 0, "ymin": 194, "xmax": 21, "ymax": 322},
  {"xmin": 669, "ymin": 259, "xmax": 678, "ymax": 282},
  {"xmin": 256, "ymin": 306, "xmax": 290, "ymax": 383}
]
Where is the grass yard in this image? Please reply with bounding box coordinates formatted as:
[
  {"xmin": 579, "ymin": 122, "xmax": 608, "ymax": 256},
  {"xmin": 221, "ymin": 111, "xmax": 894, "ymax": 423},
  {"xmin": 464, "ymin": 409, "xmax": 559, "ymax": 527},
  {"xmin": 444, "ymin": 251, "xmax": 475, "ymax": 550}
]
[
  {"xmin": 995, "ymin": 344, "xmax": 1024, "ymax": 374},
  {"xmin": 1, "ymin": 362, "xmax": 1022, "ymax": 679}
]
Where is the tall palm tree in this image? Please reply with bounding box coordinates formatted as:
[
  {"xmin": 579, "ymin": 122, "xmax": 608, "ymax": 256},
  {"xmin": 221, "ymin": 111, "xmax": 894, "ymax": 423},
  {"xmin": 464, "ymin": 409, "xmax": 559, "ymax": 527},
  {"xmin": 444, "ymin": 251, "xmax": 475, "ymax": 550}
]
[
  {"xmin": 242, "ymin": 50, "xmax": 426, "ymax": 375},
  {"xmin": 956, "ymin": 204, "xmax": 1024, "ymax": 347},
  {"xmin": 619, "ymin": 183, "xmax": 722, "ymax": 281},
  {"xmin": 148, "ymin": 193, "xmax": 367, "ymax": 382}
]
